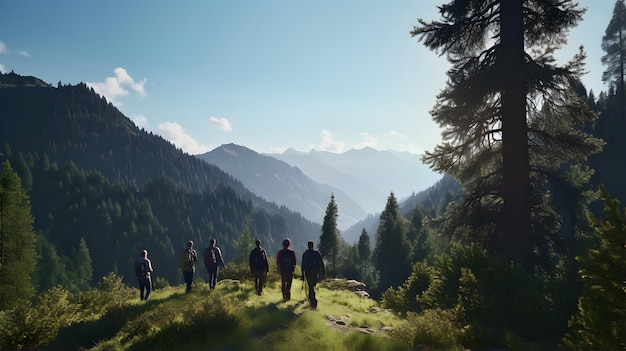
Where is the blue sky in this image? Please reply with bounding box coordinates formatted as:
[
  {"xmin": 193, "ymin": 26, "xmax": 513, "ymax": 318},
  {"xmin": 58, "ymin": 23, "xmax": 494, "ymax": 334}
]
[{"xmin": 0, "ymin": 0, "xmax": 614, "ymax": 155}]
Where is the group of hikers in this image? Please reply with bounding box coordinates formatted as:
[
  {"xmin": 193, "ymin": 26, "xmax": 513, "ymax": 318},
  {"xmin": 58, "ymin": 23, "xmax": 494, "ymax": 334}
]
[{"xmin": 134, "ymin": 237, "xmax": 326, "ymax": 307}]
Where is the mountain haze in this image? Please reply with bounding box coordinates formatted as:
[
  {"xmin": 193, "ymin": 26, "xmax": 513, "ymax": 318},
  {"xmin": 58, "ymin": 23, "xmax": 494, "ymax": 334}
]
[
  {"xmin": 268, "ymin": 147, "xmax": 442, "ymax": 214},
  {"xmin": 197, "ymin": 144, "xmax": 367, "ymax": 229}
]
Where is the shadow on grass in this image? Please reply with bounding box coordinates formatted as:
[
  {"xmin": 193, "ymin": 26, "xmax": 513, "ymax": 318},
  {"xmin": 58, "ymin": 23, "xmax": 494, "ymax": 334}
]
[{"xmin": 42, "ymin": 293, "xmax": 183, "ymax": 351}]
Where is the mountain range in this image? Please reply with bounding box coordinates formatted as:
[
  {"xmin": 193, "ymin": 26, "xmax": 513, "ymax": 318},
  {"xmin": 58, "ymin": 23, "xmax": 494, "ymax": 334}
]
[{"xmin": 198, "ymin": 144, "xmax": 442, "ymax": 230}]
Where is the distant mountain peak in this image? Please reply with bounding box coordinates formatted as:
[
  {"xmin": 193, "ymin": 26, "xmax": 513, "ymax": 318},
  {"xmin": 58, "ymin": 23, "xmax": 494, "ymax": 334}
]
[{"xmin": 282, "ymin": 147, "xmax": 304, "ymax": 155}]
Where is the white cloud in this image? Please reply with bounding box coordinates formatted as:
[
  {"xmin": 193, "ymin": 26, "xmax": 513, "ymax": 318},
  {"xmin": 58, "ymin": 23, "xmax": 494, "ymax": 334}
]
[
  {"xmin": 86, "ymin": 67, "xmax": 146, "ymax": 106},
  {"xmin": 318, "ymin": 130, "xmax": 345, "ymax": 153},
  {"xmin": 384, "ymin": 130, "xmax": 404, "ymax": 138},
  {"xmin": 0, "ymin": 64, "xmax": 5, "ymax": 73},
  {"xmin": 131, "ymin": 114, "xmax": 148, "ymax": 128},
  {"xmin": 355, "ymin": 132, "xmax": 378, "ymax": 149},
  {"xmin": 0, "ymin": 41, "xmax": 6, "ymax": 54},
  {"xmin": 209, "ymin": 116, "xmax": 233, "ymax": 132},
  {"xmin": 18, "ymin": 50, "xmax": 30, "ymax": 58},
  {"xmin": 157, "ymin": 122, "xmax": 212, "ymax": 155}
]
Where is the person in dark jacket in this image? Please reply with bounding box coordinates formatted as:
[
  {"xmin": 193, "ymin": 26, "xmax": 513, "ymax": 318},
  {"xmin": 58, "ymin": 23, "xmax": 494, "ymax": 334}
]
[
  {"xmin": 204, "ymin": 239, "xmax": 225, "ymax": 289},
  {"xmin": 301, "ymin": 240, "xmax": 325, "ymax": 308},
  {"xmin": 249, "ymin": 239, "xmax": 269, "ymax": 295},
  {"xmin": 134, "ymin": 249, "xmax": 154, "ymax": 300},
  {"xmin": 276, "ymin": 238, "xmax": 297, "ymax": 301}
]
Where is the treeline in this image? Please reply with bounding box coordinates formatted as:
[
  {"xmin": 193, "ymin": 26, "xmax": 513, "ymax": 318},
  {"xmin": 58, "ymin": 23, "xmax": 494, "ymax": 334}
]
[{"xmin": 0, "ymin": 153, "xmax": 319, "ymax": 293}]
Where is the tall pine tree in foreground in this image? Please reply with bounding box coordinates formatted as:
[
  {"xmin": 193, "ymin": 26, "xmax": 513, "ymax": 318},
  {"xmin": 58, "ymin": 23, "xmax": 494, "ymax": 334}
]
[
  {"xmin": 319, "ymin": 194, "xmax": 339, "ymax": 277},
  {"xmin": 413, "ymin": 0, "xmax": 601, "ymax": 268},
  {"xmin": 0, "ymin": 160, "xmax": 36, "ymax": 309}
]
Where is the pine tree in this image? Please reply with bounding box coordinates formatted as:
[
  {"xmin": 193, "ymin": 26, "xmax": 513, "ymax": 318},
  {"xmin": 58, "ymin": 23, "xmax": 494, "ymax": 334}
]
[
  {"xmin": 564, "ymin": 186, "xmax": 626, "ymax": 349},
  {"xmin": 372, "ymin": 192, "xmax": 411, "ymax": 292},
  {"xmin": 413, "ymin": 0, "xmax": 598, "ymax": 268},
  {"xmin": 232, "ymin": 226, "xmax": 253, "ymax": 265},
  {"xmin": 319, "ymin": 194, "xmax": 339, "ymax": 277},
  {"xmin": 73, "ymin": 237, "xmax": 93, "ymax": 290},
  {"xmin": 602, "ymin": 0, "xmax": 626, "ymax": 119},
  {"xmin": 0, "ymin": 160, "xmax": 36, "ymax": 309},
  {"xmin": 357, "ymin": 228, "xmax": 371, "ymax": 279}
]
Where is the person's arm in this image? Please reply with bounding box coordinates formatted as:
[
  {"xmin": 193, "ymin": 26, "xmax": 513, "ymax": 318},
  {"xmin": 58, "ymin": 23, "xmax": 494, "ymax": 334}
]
[
  {"xmin": 249, "ymin": 251, "xmax": 253, "ymax": 271},
  {"xmin": 218, "ymin": 248, "xmax": 225, "ymax": 268},
  {"xmin": 147, "ymin": 258, "xmax": 154, "ymax": 272}
]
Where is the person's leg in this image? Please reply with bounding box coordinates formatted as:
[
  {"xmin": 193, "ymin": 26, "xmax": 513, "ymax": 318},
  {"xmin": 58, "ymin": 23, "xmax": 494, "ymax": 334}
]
[
  {"xmin": 259, "ymin": 271, "xmax": 266, "ymax": 294},
  {"xmin": 138, "ymin": 280, "xmax": 145, "ymax": 300},
  {"xmin": 253, "ymin": 271, "xmax": 261, "ymax": 294},
  {"xmin": 285, "ymin": 272, "xmax": 293, "ymax": 300},
  {"xmin": 307, "ymin": 275, "xmax": 317, "ymax": 307},
  {"xmin": 280, "ymin": 273, "xmax": 288, "ymax": 299},
  {"xmin": 184, "ymin": 271, "xmax": 193, "ymax": 293},
  {"xmin": 145, "ymin": 278, "xmax": 152, "ymax": 300},
  {"xmin": 210, "ymin": 268, "xmax": 218, "ymax": 289}
]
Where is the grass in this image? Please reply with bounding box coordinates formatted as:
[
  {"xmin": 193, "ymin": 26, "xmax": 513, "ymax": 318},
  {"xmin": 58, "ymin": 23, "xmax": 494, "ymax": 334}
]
[{"xmin": 38, "ymin": 278, "xmax": 409, "ymax": 351}]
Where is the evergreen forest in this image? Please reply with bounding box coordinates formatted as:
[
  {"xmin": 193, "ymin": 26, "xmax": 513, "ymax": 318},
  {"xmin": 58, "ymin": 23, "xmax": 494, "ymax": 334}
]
[{"xmin": 1, "ymin": 1, "xmax": 625, "ymax": 350}]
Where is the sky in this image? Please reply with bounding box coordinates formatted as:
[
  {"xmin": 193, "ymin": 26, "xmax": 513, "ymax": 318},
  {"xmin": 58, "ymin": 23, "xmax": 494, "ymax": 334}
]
[{"xmin": 0, "ymin": 1, "xmax": 616, "ymax": 155}]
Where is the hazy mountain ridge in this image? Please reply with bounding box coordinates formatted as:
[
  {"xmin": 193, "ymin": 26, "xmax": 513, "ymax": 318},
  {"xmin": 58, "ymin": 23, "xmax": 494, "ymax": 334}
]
[
  {"xmin": 197, "ymin": 144, "xmax": 367, "ymax": 229},
  {"xmin": 267, "ymin": 147, "xmax": 443, "ymax": 214}
]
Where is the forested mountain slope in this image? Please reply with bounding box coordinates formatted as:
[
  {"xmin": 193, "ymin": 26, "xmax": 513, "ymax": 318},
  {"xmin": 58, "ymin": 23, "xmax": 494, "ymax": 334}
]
[{"xmin": 0, "ymin": 72, "xmax": 320, "ymax": 288}]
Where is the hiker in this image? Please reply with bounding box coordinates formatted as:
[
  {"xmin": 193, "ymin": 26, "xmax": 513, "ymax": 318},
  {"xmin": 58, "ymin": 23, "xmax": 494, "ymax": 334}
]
[
  {"xmin": 301, "ymin": 240, "xmax": 325, "ymax": 308},
  {"xmin": 249, "ymin": 239, "xmax": 269, "ymax": 295},
  {"xmin": 204, "ymin": 238, "xmax": 225, "ymax": 289},
  {"xmin": 181, "ymin": 240, "xmax": 198, "ymax": 293},
  {"xmin": 134, "ymin": 249, "xmax": 154, "ymax": 300},
  {"xmin": 276, "ymin": 238, "xmax": 297, "ymax": 301}
]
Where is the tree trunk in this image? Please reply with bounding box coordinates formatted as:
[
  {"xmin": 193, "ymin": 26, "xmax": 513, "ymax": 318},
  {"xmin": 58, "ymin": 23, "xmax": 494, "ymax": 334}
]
[{"xmin": 499, "ymin": 0, "xmax": 533, "ymax": 270}]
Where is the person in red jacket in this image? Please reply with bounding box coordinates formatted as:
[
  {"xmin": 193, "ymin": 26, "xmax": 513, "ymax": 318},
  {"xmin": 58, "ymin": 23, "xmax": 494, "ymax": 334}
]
[{"xmin": 276, "ymin": 238, "xmax": 297, "ymax": 301}]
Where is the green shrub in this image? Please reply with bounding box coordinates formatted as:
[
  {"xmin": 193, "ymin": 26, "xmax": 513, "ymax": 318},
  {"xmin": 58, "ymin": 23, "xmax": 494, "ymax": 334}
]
[
  {"xmin": 392, "ymin": 308, "xmax": 461, "ymax": 350},
  {"xmin": 125, "ymin": 293, "xmax": 241, "ymax": 350},
  {"xmin": 0, "ymin": 286, "xmax": 78, "ymax": 350},
  {"xmin": 74, "ymin": 272, "xmax": 135, "ymax": 317},
  {"xmin": 152, "ymin": 276, "xmax": 170, "ymax": 290}
]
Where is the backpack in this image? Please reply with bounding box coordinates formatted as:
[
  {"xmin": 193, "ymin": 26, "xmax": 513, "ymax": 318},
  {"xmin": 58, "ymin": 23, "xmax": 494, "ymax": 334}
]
[
  {"xmin": 250, "ymin": 248, "xmax": 266, "ymax": 270},
  {"xmin": 181, "ymin": 249, "xmax": 194, "ymax": 271},
  {"xmin": 310, "ymin": 252, "xmax": 322, "ymax": 272},
  {"xmin": 280, "ymin": 249, "xmax": 294, "ymax": 272},
  {"xmin": 134, "ymin": 259, "xmax": 147, "ymax": 278},
  {"xmin": 303, "ymin": 250, "xmax": 322, "ymax": 272},
  {"xmin": 204, "ymin": 247, "xmax": 217, "ymax": 268}
]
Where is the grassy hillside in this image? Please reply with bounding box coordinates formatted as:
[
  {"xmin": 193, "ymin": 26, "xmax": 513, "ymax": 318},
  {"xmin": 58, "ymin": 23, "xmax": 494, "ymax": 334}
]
[{"xmin": 1, "ymin": 269, "xmax": 419, "ymax": 351}]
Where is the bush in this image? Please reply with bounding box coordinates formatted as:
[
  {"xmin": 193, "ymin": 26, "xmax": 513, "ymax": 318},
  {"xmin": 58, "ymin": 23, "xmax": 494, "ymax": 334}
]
[
  {"xmin": 152, "ymin": 276, "xmax": 169, "ymax": 290},
  {"xmin": 392, "ymin": 309, "xmax": 461, "ymax": 349},
  {"xmin": 0, "ymin": 286, "xmax": 78, "ymax": 350}
]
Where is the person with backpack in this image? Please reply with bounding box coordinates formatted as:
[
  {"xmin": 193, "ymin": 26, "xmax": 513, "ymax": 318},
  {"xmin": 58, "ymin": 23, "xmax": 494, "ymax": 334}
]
[
  {"xmin": 301, "ymin": 240, "xmax": 325, "ymax": 308},
  {"xmin": 249, "ymin": 239, "xmax": 269, "ymax": 296},
  {"xmin": 204, "ymin": 238, "xmax": 225, "ymax": 289},
  {"xmin": 134, "ymin": 249, "xmax": 154, "ymax": 301},
  {"xmin": 276, "ymin": 238, "xmax": 297, "ymax": 301},
  {"xmin": 181, "ymin": 240, "xmax": 198, "ymax": 293}
]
